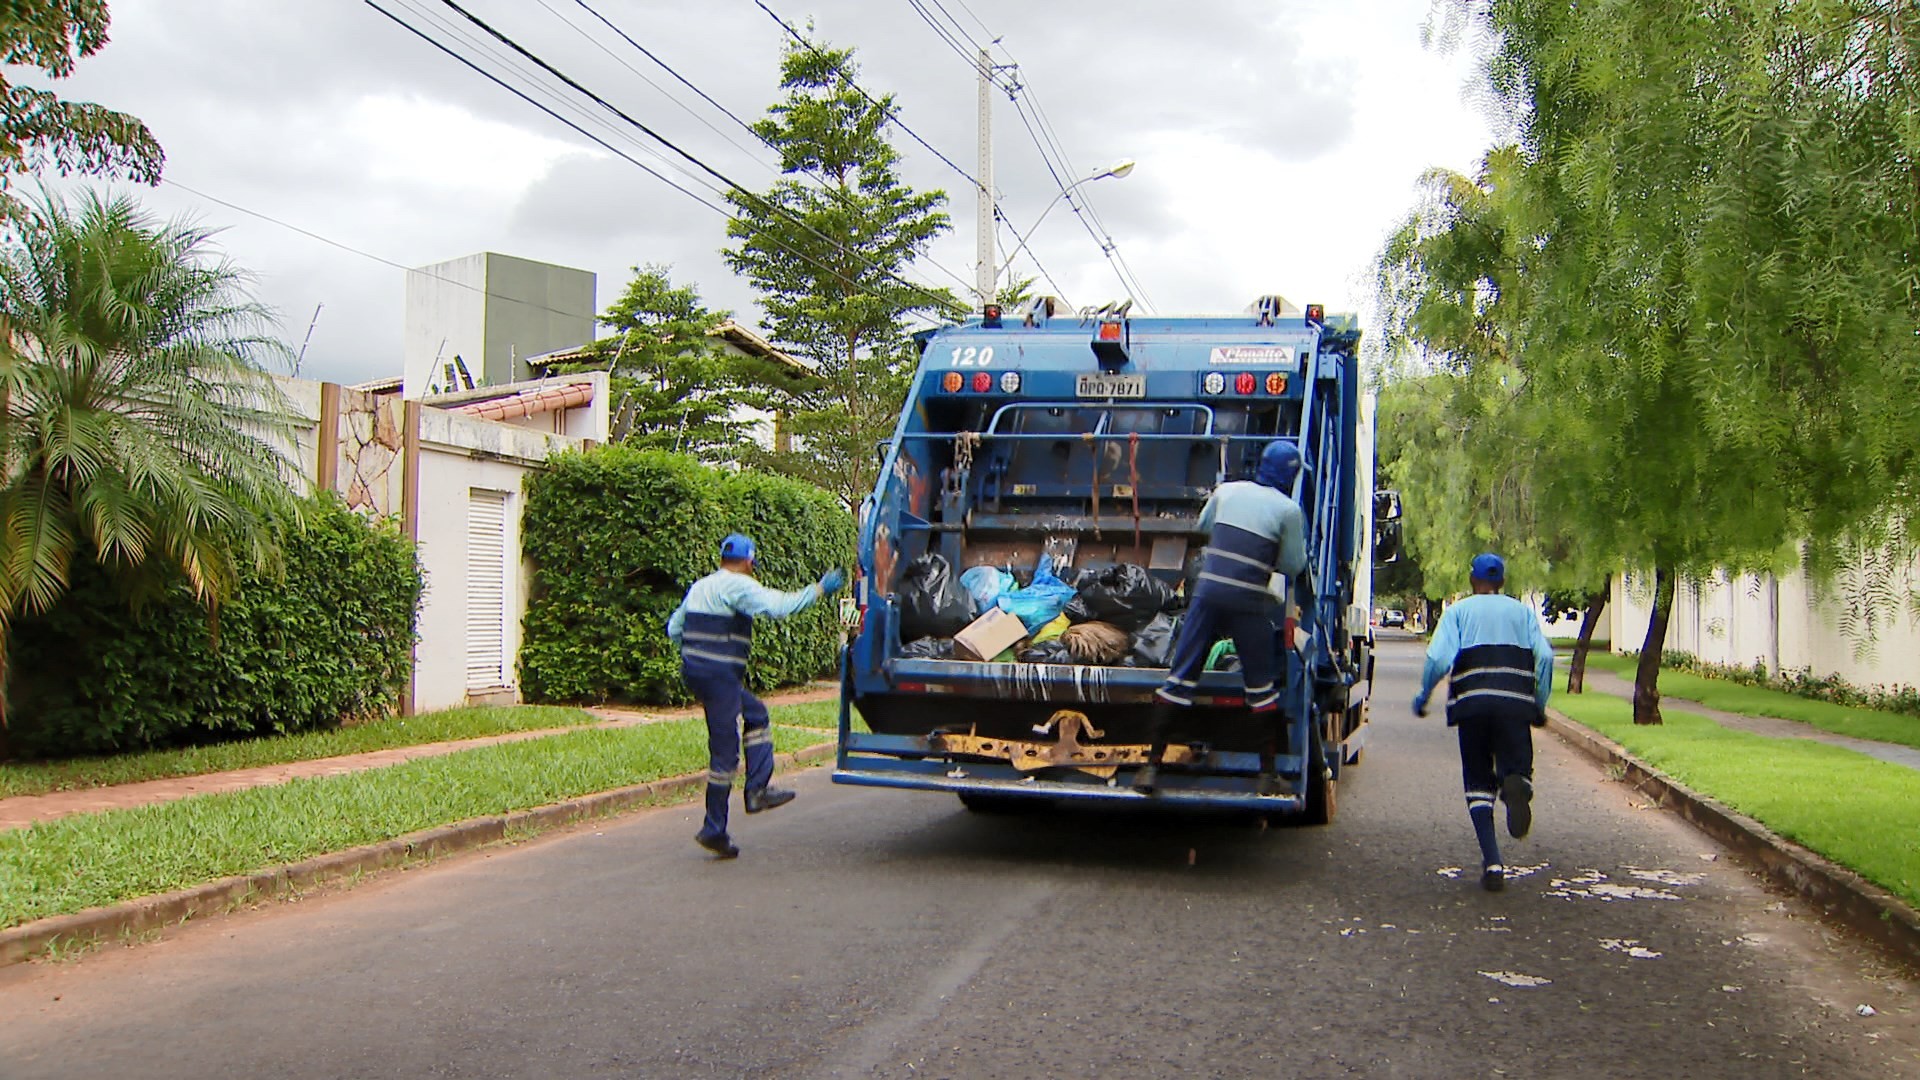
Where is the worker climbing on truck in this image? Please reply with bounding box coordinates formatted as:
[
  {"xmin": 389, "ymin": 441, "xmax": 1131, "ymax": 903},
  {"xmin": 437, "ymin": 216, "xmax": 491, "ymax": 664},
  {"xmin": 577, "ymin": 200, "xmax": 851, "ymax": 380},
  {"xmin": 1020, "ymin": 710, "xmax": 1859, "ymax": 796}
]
[
  {"xmin": 1135, "ymin": 439, "xmax": 1308, "ymax": 796},
  {"xmin": 1413, "ymin": 552, "xmax": 1555, "ymax": 891},
  {"xmin": 668, "ymin": 533, "xmax": 846, "ymax": 859}
]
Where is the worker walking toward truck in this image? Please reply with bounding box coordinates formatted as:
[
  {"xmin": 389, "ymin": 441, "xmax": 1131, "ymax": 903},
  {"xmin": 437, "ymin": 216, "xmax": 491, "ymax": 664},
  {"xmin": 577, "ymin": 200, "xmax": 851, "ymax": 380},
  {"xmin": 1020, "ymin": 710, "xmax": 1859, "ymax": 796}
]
[
  {"xmin": 1413, "ymin": 553, "xmax": 1555, "ymax": 892},
  {"xmin": 1136, "ymin": 440, "xmax": 1308, "ymax": 795},
  {"xmin": 668, "ymin": 533, "xmax": 846, "ymax": 859}
]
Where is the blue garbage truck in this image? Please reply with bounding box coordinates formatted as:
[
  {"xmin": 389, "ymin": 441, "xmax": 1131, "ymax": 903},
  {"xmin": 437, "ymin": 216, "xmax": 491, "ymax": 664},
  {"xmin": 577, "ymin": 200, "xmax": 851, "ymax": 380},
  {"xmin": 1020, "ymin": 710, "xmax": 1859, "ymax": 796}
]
[{"xmin": 833, "ymin": 296, "xmax": 1384, "ymax": 822}]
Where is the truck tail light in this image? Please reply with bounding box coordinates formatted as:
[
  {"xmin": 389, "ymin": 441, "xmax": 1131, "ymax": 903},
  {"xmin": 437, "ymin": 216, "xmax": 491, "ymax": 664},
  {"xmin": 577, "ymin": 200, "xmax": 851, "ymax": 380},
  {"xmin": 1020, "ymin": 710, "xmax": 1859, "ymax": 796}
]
[
  {"xmin": 999, "ymin": 371, "xmax": 1022, "ymax": 393},
  {"xmin": 942, "ymin": 372, "xmax": 964, "ymax": 392},
  {"xmin": 1203, "ymin": 371, "xmax": 1226, "ymax": 395},
  {"xmin": 1234, "ymin": 372, "xmax": 1257, "ymax": 395},
  {"xmin": 1266, "ymin": 372, "xmax": 1288, "ymax": 394},
  {"xmin": 1097, "ymin": 321, "xmax": 1123, "ymax": 341},
  {"xmin": 971, "ymin": 371, "xmax": 993, "ymax": 393}
]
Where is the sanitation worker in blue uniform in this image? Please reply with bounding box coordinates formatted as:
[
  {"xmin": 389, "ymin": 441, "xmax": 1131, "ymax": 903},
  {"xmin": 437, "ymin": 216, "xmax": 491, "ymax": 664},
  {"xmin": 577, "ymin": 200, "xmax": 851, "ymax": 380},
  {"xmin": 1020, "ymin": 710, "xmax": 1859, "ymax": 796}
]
[
  {"xmin": 668, "ymin": 534, "xmax": 846, "ymax": 859},
  {"xmin": 1414, "ymin": 553, "xmax": 1555, "ymax": 892},
  {"xmin": 1135, "ymin": 440, "xmax": 1308, "ymax": 796}
]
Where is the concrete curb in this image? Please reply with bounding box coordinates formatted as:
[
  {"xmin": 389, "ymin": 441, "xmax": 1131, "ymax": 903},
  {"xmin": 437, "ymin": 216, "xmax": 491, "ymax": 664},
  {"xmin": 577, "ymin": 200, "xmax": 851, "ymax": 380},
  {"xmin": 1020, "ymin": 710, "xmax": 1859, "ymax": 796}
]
[
  {"xmin": 1546, "ymin": 709, "xmax": 1920, "ymax": 967},
  {"xmin": 0, "ymin": 740, "xmax": 837, "ymax": 968}
]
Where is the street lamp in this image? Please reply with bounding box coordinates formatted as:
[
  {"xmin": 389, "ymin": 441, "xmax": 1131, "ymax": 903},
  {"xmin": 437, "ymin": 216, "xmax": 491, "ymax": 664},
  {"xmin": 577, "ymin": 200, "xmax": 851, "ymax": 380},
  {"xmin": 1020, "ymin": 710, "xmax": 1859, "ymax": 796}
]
[{"xmin": 995, "ymin": 159, "xmax": 1135, "ymax": 302}]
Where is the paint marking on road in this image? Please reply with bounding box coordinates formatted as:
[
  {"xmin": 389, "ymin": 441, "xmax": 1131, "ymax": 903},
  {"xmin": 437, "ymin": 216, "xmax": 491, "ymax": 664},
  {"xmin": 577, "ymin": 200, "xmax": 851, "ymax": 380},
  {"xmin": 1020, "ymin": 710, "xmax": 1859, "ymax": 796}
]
[
  {"xmin": 1480, "ymin": 971, "xmax": 1552, "ymax": 988},
  {"xmin": 1547, "ymin": 869, "xmax": 1684, "ymax": 902},
  {"xmin": 1625, "ymin": 867, "xmax": 1706, "ymax": 887},
  {"xmin": 1435, "ymin": 866, "xmax": 1462, "ymax": 878},
  {"xmin": 1599, "ymin": 938, "xmax": 1664, "ymax": 959}
]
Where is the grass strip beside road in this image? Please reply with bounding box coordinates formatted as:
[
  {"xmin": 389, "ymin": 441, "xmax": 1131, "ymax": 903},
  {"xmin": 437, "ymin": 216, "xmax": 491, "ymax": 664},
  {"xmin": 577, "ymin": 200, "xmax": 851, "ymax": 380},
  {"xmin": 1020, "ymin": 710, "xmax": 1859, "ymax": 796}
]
[
  {"xmin": 1579, "ymin": 653, "xmax": 1920, "ymax": 750},
  {"xmin": 0, "ymin": 718, "xmax": 824, "ymax": 930},
  {"xmin": 0, "ymin": 706, "xmax": 601, "ymax": 799},
  {"xmin": 1555, "ymin": 693, "xmax": 1920, "ymax": 910}
]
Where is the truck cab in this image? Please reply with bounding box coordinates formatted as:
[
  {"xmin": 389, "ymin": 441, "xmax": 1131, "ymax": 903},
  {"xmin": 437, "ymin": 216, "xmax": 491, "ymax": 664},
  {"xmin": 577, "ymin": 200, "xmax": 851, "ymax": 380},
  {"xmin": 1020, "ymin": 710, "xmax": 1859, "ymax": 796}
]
[{"xmin": 835, "ymin": 297, "xmax": 1374, "ymax": 821}]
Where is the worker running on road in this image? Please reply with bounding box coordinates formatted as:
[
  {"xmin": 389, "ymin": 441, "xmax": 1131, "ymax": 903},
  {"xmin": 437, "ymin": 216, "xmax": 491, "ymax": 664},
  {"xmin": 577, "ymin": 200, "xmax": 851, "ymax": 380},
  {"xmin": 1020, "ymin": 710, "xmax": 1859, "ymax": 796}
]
[
  {"xmin": 668, "ymin": 533, "xmax": 846, "ymax": 859},
  {"xmin": 1414, "ymin": 553, "xmax": 1555, "ymax": 892},
  {"xmin": 1136, "ymin": 439, "xmax": 1307, "ymax": 796}
]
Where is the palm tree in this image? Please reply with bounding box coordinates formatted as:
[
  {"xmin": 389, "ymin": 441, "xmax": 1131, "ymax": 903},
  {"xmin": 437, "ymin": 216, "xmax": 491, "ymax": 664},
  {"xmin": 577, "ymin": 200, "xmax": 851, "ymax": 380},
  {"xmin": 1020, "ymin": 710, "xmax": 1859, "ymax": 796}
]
[{"xmin": 0, "ymin": 189, "xmax": 299, "ymax": 722}]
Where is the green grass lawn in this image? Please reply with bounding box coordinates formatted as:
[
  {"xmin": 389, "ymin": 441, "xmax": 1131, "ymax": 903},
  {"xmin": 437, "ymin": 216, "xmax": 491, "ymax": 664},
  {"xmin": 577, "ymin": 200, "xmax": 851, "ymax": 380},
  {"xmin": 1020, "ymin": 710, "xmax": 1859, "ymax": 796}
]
[
  {"xmin": 0, "ymin": 718, "xmax": 829, "ymax": 929},
  {"xmin": 1555, "ymin": 693, "xmax": 1920, "ymax": 910},
  {"xmin": 1576, "ymin": 652, "xmax": 1920, "ymax": 750},
  {"xmin": 0, "ymin": 706, "xmax": 601, "ymax": 799}
]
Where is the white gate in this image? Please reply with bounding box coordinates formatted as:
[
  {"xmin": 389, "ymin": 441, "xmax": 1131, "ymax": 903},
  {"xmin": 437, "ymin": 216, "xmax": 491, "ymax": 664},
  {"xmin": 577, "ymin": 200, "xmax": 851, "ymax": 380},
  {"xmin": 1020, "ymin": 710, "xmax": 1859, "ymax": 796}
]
[{"xmin": 465, "ymin": 488, "xmax": 511, "ymax": 690}]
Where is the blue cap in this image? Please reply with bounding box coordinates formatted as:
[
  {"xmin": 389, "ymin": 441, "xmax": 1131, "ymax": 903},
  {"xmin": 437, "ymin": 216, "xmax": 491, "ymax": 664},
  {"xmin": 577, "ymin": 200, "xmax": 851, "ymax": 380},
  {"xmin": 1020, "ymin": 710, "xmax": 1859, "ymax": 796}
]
[
  {"xmin": 1255, "ymin": 440, "xmax": 1303, "ymax": 490},
  {"xmin": 720, "ymin": 533, "xmax": 757, "ymax": 563},
  {"xmin": 1471, "ymin": 552, "xmax": 1505, "ymax": 583}
]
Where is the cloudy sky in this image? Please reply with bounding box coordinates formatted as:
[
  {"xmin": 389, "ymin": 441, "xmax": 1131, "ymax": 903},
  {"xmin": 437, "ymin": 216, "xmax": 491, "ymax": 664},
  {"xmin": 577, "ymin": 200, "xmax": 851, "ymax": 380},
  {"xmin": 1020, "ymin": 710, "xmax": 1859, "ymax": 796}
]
[{"xmin": 27, "ymin": 0, "xmax": 1497, "ymax": 385}]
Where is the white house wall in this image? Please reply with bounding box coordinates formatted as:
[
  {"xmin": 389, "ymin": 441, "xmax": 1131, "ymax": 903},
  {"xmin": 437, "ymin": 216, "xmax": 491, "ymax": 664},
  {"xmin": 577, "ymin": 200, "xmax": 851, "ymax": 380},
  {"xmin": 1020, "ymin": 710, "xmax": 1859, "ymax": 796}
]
[{"xmin": 1610, "ymin": 561, "xmax": 1920, "ymax": 688}]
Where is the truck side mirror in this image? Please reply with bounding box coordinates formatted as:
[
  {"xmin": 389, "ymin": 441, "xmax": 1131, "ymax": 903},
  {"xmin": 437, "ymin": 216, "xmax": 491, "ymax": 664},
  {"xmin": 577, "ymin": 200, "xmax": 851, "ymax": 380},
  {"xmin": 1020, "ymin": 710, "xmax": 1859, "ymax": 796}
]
[
  {"xmin": 1374, "ymin": 489, "xmax": 1403, "ymax": 522},
  {"xmin": 1375, "ymin": 521, "xmax": 1403, "ymax": 564}
]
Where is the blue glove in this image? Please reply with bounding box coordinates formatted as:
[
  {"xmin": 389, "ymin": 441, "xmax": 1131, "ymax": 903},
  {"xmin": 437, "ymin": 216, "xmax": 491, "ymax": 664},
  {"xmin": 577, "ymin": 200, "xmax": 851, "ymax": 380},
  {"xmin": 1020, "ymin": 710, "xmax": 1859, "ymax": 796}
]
[
  {"xmin": 1412, "ymin": 691, "xmax": 1431, "ymax": 718},
  {"xmin": 819, "ymin": 568, "xmax": 847, "ymax": 595}
]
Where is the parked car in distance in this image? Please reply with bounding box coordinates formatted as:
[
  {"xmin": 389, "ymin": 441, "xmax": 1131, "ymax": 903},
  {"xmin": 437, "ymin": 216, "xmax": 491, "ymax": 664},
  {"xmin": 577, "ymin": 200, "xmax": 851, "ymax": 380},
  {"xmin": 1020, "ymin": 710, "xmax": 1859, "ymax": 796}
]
[{"xmin": 1380, "ymin": 609, "xmax": 1407, "ymax": 628}]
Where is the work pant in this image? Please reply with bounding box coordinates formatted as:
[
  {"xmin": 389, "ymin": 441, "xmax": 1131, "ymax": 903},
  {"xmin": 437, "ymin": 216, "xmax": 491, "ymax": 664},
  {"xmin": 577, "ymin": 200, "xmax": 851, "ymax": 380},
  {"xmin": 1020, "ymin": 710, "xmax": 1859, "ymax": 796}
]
[
  {"xmin": 1456, "ymin": 710, "xmax": 1534, "ymax": 865},
  {"xmin": 1155, "ymin": 602, "xmax": 1281, "ymax": 711},
  {"xmin": 1149, "ymin": 602, "xmax": 1282, "ymax": 762},
  {"xmin": 683, "ymin": 663, "xmax": 774, "ymax": 841}
]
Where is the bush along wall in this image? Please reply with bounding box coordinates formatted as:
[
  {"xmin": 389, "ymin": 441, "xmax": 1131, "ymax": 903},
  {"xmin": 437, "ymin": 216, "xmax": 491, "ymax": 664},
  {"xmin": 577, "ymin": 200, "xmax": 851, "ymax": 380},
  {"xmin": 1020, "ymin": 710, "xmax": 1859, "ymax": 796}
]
[
  {"xmin": 519, "ymin": 445, "xmax": 853, "ymax": 705},
  {"xmin": 6, "ymin": 493, "xmax": 423, "ymax": 757}
]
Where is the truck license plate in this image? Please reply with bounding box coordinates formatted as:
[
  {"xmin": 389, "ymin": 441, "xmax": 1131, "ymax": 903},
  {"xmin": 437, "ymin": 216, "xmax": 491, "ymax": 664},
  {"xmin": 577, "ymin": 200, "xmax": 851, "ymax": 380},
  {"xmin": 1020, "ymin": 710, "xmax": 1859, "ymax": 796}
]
[{"xmin": 1076, "ymin": 373, "xmax": 1146, "ymax": 398}]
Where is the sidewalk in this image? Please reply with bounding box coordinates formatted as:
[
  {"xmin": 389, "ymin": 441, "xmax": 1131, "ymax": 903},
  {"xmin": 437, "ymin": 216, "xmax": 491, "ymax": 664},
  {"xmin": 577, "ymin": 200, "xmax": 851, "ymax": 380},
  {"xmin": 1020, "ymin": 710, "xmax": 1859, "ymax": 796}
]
[
  {"xmin": 1572, "ymin": 666, "xmax": 1920, "ymax": 773},
  {"xmin": 0, "ymin": 686, "xmax": 840, "ymax": 831}
]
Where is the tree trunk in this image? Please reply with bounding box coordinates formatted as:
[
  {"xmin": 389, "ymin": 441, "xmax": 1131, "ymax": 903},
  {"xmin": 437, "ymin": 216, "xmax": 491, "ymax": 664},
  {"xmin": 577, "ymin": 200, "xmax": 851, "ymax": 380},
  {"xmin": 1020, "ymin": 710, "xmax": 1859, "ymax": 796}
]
[
  {"xmin": 1566, "ymin": 576, "xmax": 1610, "ymax": 694},
  {"xmin": 1633, "ymin": 566, "xmax": 1675, "ymax": 725}
]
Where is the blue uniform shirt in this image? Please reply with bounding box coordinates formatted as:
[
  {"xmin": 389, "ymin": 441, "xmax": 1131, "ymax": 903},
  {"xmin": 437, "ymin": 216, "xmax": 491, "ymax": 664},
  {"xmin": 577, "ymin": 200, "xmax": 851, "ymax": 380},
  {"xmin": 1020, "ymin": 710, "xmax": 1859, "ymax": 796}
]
[
  {"xmin": 1197, "ymin": 481, "xmax": 1309, "ymax": 576},
  {"xmin": 668, "ymin": 570, "xmax": 822, "ymax": 648},
  {"xmin": 1418, "ymin": 593, "xmax": 1555, "ymax": 708}
]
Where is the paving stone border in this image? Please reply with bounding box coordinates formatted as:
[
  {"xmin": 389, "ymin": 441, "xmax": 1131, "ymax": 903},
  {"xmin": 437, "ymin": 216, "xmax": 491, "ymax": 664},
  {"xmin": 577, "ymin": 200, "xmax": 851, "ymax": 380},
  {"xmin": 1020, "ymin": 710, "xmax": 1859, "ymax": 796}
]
[
  {"xmin": 0, "ymin": 742, "xmax": 837, "ymax": 967},
  {"xmin": 1547, "ymin": 710, "xmax": 1920, "ymax": 968}
]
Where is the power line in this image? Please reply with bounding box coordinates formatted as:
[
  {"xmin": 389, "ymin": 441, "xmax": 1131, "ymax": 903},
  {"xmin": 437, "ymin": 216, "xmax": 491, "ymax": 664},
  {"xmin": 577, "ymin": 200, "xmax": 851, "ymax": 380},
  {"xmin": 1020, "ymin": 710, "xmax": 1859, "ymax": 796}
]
[
  {"xmin": 416, "ymin": 0, "xmax": 975, "ymax": 302},
  {"xmin": 159, "ymin": 177, "xmax": 603, "ymax": 325},
  {"xmin": 369, "ymin": 0, "xmax": 971, "ymax": 325},
  {"xmin": 750, "ymin": 0, "xmax": 985, "ymax": 192}
]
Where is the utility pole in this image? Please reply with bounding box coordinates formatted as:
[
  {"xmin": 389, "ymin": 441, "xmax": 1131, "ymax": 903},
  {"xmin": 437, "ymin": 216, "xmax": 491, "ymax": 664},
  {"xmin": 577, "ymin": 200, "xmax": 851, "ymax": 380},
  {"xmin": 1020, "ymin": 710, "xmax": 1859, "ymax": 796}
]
[{"xmin": 975, "ymin": 46, "xmax": 994, "ymax": 310}]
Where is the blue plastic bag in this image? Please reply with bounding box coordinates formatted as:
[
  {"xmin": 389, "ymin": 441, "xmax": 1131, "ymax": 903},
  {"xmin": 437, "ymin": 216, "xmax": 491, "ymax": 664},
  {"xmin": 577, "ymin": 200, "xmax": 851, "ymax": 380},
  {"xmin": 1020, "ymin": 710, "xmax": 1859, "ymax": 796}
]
[
  {"xmin": 960, "ymin": 565, "xmax": 1016, "ymax": 610},
  {"xmin": 996, "ymin": 555, "xmax": 1077, "ymax": 632}
]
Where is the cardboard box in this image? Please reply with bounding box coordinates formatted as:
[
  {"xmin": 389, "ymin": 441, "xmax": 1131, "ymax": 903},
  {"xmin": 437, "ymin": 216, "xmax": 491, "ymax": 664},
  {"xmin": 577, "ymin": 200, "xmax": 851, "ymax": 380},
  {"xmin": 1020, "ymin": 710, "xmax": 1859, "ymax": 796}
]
[{"xmin": 953, "ymin": 607, "xmax": 1028, "ymax": 661}]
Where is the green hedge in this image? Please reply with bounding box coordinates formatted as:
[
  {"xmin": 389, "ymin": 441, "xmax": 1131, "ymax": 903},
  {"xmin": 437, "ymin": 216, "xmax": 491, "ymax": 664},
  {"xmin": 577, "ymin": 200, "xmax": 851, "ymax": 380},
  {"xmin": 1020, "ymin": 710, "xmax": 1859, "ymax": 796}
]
[
  {"xmin": 6, "ymin": 494, "xmax": 422, "ymax": 757},
  {"xmin": 519, "ymin": 446, "xmax": 853, "ymax": 705}
]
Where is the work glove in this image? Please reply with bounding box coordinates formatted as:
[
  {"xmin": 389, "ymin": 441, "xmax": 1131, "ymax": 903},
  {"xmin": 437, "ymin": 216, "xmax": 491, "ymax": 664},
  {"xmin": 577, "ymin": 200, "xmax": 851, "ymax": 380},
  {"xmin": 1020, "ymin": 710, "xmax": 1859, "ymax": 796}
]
[
  {"xmin": 819, "ymin": 568, "xmax": 847, "ymax": 595},
  {"xmin": 1412, "ymin": 691, "xmax": 1431, "ymax": 718}
]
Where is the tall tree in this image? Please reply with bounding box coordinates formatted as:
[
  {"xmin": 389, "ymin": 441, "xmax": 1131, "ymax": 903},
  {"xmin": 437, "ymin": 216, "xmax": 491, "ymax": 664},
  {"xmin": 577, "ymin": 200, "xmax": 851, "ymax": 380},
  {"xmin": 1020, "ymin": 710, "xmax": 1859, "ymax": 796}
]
[
  {"xmin": 0, "ymin": 190, "xmax": 297, "ymax": 721},
  {"xmin": 1424, "ymin": 0, "xmax": 1920, "ymax": 720},
  {"xmin": 1, "ymin": 2, "xmax": 163, "ymax": 186},
  {"xmin": 723, "ymin": 38, "xmax": 964, "ymax": 508},
  {"xmin": 551, "ymin": 265, "xmax": 802, "ymax": 464}
]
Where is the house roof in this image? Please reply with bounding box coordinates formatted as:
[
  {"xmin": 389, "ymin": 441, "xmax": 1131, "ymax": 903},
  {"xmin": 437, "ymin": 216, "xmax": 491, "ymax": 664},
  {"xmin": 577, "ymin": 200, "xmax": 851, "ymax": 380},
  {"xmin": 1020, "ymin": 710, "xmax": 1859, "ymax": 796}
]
[
  {"xmin": 447, "ymin": 380, "xmax": 595, "ymax": 422},
  {"xmin": 523, "ymin": 320, "xmax": 814, "ymax": 375}
]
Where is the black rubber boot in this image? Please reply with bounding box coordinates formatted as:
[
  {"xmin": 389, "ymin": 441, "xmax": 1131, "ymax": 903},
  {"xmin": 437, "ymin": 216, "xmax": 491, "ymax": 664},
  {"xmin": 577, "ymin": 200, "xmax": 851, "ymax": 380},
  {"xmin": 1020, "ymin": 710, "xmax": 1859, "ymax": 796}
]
[
  {"xmin": 1134, "ymin": 701, "xmax": 1181, "ymax": 795},
  {"xmin": 744, "ymin": 787, "xmax": 797, "ymax": 814},
  {"xmin": 1501, "ymin": 774, "xmax": 1533, "ymax": 839},
  {"xmin": 696, "ymin": 832, "xmax": 740, "ymax": 859}
]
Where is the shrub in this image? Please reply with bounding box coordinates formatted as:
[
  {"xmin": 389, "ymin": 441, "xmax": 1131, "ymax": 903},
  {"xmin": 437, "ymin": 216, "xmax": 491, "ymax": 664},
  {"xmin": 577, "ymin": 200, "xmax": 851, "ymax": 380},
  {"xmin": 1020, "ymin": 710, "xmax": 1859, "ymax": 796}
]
[
  {"xmin": 5, "ymin": 494, "xmax": 423, "ymax": 757},
  {"xmin": 519, "ymin": 446, "xmax": 853, "ymax": 705},
  {"xmin": 1625, "ymin": 649, "xmax": 1920, "ymax": 720}
]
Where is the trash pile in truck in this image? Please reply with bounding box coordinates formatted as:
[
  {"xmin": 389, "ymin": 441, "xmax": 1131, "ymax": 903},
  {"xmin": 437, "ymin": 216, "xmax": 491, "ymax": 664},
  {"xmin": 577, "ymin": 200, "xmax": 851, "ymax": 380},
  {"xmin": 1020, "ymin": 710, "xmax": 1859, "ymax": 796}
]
[{"xmin": 894, "ymin": 554, "xmax": 1239, "ymax": 670}]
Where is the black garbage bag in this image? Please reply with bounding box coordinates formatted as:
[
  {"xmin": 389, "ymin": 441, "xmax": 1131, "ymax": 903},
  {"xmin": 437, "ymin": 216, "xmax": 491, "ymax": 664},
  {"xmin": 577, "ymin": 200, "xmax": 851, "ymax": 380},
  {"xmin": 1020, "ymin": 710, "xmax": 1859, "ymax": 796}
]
[
  {"xmin": 896, "ymin": 554, "xmax": 975, "ymax": 641},
  {"xmin": 1128, "ymin": 613, "xmax": 1179, "ymax": 668},
  {"xmin": 1017, "ymin": 639, "xmax": 1075, "ymax": 664},
  {"xmin": 1067, "ymin": 563, "xmax": 1175, "ymax": 633},
  {"xmin": 900, "ymin": 637, "xmax": 955, "ymax": 660}
]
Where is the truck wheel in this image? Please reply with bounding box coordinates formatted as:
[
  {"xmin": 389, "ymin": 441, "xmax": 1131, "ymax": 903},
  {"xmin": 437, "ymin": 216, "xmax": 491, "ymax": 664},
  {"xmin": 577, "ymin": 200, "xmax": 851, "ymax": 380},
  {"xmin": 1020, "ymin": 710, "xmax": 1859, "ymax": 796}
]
[{"xmin": 1304, "ymin": 772, "xmax": 1338, "ymax": 825}]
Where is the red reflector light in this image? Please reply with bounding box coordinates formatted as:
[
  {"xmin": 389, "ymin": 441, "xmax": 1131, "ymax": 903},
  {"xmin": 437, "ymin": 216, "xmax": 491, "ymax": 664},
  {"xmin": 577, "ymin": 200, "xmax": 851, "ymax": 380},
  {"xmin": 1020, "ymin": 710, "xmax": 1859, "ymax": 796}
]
[
  {"xmin": 1284, "ymin": 616, "xmax": 1298, "ymax": 650},
  {"xmin": 1234, "ymin": 372, "xmax": 1257, "ymax": 394},
  {"xmin": 1266, "ymin": 372, "xmax": 1287, "ymax": 395},
  {"xmin": 896, "ymin": 682, "xmax": 927, "ymax": 693},
  {"xmin": 942, "ymin": 372, "xmax": 963, "ymax": 392},
  {"xmin": 971, "ymin": 371, "xmax": 993, "ymax": 393},
  {"xmin": 1097, "ymin": 321, "xmax": 1123, "ymax": 341}
]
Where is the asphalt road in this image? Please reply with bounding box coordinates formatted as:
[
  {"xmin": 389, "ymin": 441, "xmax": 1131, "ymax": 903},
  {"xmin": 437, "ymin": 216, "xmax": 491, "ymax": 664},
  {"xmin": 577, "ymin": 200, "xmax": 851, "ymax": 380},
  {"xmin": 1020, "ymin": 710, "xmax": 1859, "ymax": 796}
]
[{"xmin": 2, "ymin": 638, "xmax": 1915, "ymax": 1079}]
